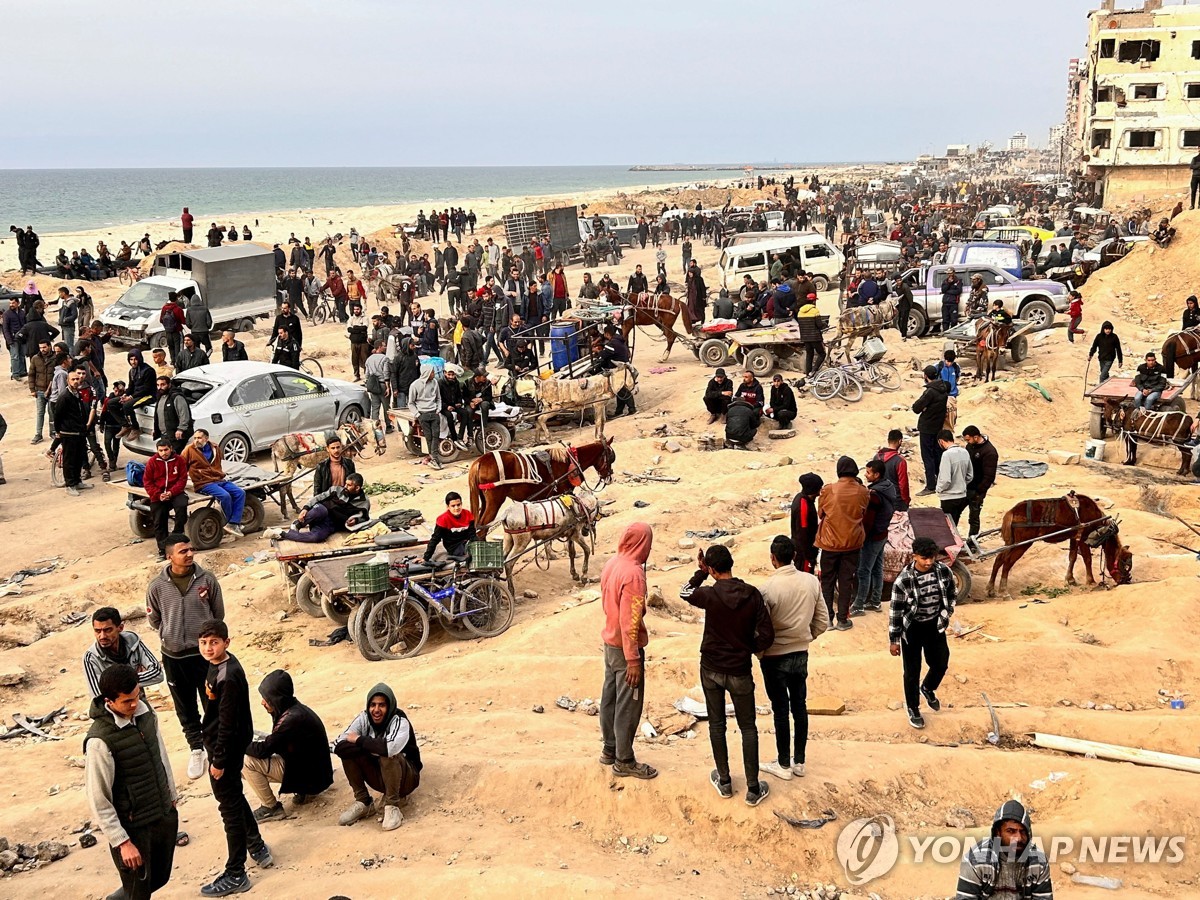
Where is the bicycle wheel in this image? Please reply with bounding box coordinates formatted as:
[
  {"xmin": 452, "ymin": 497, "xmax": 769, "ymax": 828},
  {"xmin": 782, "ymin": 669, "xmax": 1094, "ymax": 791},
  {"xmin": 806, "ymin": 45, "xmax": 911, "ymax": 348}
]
[
  {"xmin": 838, "ymin": 372, "xmax": 865, "ymax": 402},
  {"xmin": 312, "ymin": 304, "xmax": 329, "ymax": 326},
  {"xmin": 299, "ymin": 357, "xmax": 324, "ymax": 378},
  {"xmin": 50, "ymin": 448, "xmax": 65, "ymax": 487},
  {"xmin": 365, "ymin": 594, "xmax": 430, "ymax": 660},
  {"xmin": 864, "ymin": 362, "xmax": 902, "ymax": 391},
  {"xmin": 810, "ymin": 369, "xmax": 845, "ymax": 402},
  {"xmin": 458, "ymin": 577, "xmax": 515, "ymax": 638}
]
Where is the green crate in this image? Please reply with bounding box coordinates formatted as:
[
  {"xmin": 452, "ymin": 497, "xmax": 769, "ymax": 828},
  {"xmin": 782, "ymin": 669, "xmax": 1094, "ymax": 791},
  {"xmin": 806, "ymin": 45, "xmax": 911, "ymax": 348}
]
[
  {"xmin": 347, "ymin": 562, "xmax": 389, "ymax": 594},
  {"xmin": 468, "ymin": 541, "xmax": 506, "ymax": 572}
]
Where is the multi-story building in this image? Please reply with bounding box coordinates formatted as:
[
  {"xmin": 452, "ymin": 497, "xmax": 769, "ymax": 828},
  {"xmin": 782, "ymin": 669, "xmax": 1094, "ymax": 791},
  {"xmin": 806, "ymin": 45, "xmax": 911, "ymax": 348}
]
[
  {"xmin": 1008, "ymin": 132, "xmax": 1029, "ymax": 151},
  {"xmin": 1079, "ymin": 0, "xmax": 1200, "ymax": 203}
]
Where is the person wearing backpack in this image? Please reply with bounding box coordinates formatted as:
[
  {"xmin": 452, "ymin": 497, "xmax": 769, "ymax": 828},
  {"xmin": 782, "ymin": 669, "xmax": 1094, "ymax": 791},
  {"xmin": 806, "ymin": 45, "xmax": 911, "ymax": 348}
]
[
  {"xmin": 159, "ymin": 293, "xmax": 186, "ymax": 366},
  {"xmin": 363, "ymin": 342, "xmax": 391, "ymax": 430}
]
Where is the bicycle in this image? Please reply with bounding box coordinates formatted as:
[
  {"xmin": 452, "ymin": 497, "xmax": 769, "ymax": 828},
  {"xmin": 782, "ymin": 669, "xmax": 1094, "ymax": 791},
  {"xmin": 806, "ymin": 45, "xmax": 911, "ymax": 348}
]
[
  {"xmin": 307, "ymin": 290, "xmax": 340, "ymax": 326},
  {"xmin": 364, "ymin": 561, "xmax": 514, "ymax": 660},
  {"xmin": 117, "ymin": 266, "xmax": 144, "ymax": 287},
  {"xmin": 299, "ymin": 357, "xmax": 324, "ymax": 378}
]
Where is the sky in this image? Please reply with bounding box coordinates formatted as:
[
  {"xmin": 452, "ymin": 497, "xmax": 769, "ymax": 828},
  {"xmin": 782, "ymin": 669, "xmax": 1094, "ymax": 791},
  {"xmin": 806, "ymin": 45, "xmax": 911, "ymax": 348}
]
[{"xmin": 1, "ymin": 0, "xmax": 1105, "ymax": 169}]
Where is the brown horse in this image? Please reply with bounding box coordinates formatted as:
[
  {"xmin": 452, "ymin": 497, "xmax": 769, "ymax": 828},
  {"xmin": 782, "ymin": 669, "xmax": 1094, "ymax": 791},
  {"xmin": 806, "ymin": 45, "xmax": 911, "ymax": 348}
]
[
  {"xmin": 599, "ymin": 286, "xmax": 696, "ymax": 361},
  {"xmin": 973, "ymin": 318, "xmax": 1012, "ymax": 384},
  {"xmin": 986, "ymin": 492, "xmax": 1133, "ymax": 598},
  {"xmin": 1111, "ymin": 406, "xmax": 1195, "ymax": 474},
  {"xmin": 468, "ymin": 438, "xmax": 615, "ymax": 538},
  {"xmin": 1161, "ymin": 327, "xmax": 1200, "ymax": 378}
]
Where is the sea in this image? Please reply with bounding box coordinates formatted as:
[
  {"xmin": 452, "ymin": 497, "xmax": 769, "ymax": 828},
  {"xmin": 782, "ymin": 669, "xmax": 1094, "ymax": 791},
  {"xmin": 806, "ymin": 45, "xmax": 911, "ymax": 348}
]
[{"xmin": 0, "ymin": 166, "xmax": 764, "ymax": 234}]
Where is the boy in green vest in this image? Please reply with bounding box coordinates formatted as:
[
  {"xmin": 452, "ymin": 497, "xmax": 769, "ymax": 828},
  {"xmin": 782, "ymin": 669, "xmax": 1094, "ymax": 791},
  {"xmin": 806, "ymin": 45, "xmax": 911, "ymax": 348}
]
[{"xmin": 85, "ymin": 663, "xmax": 178, "ymax": 900}]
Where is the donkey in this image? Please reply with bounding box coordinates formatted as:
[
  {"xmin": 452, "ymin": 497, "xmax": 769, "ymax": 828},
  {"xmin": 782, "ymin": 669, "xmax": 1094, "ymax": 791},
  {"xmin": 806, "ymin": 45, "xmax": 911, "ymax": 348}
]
[
  {"xmin": 269, "ymin": 421, "xmax": 384, "ymax": 512},
  {"xmin": 973, "ymin": 318, "xmax": 1012, "ymax": 384}
]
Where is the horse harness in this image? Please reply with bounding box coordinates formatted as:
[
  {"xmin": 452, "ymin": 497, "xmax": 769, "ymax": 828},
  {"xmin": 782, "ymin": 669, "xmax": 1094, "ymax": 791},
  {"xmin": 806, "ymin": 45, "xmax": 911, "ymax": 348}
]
[
  {"xmin": 479, "ymin": 445, "xmax": 586, "ymax": 494},
  {"xmin": 1124, "ymin": 408, "xmax": 1191, "ymax": 445}
]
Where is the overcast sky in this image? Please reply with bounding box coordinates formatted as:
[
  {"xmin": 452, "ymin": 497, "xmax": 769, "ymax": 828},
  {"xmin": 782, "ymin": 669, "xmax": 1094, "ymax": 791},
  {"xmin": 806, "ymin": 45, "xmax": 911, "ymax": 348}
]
[{"xmin": 2, "ymin": 0, "xmax": 1102, "ymax": 168}]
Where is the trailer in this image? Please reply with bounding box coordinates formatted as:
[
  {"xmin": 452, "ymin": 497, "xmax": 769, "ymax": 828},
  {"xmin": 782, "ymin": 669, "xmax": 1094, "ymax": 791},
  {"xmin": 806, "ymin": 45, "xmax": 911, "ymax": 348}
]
[
  {"xmin": 1084, "ymin": 373, "xmax": 1193, "ymax": 439},
  {"xmin": 502, "ymin": 206, "xmax": 586, "ymax": 265},
  {"xmin": 942, "ymin": 317, "xmax": 1036, "ymax": 368}
]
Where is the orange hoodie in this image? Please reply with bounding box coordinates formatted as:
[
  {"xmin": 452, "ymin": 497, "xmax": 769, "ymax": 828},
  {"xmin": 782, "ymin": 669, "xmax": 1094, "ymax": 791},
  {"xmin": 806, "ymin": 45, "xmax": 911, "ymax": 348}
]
[{"xmin": 600, "ymin": 523, "xmax": 652, "ymax": 662}]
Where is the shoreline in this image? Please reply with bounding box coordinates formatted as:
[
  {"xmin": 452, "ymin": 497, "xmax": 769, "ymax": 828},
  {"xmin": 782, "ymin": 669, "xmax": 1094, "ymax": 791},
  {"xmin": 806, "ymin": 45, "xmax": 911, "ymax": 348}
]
[{"xmin": 0, "ymin": 162, "xmax": 891, "ymax": 275}]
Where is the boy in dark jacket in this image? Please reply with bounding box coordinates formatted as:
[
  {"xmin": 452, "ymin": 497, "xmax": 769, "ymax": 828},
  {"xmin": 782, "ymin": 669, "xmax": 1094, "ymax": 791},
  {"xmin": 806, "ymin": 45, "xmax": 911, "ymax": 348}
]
[
  {"xmin": 789, "ymin": 472, "xmax": 823, "ymax": 574},
  {"xmin": 1087, "ymin": 321, "xmax": 1123, "ymax": 383},
  {"xmin": 334, "ymin": 683, "xmax": 422, "ymax": 832},
  {"xmin": 680, "ymin": 545, "xmax": 775, "ymax": 806},
  {"xmin": 874, "ymin": 429, "xmax": 911, "ymax": 511},
  {"xmin": 243, "ymin": 669, "xmax": 333, "ymax": 821},
  {"xmin": 198, "ymin": 619, "xmax": 272, "ymax": 896}
]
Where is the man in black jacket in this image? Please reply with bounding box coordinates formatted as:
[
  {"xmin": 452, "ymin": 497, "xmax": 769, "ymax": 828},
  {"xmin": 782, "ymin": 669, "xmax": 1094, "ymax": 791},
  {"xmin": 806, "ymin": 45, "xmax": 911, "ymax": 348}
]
[
  {"xmin": 267, "ymin": 302, "xmax": 303, "ymax": 352},
  {"xmin": 680, "ymin": 545, "xmax": 775, "ymax": 806},
  {"xmin": 439, "ymin": 366, "xmax": 470, "ymax": 449},
  {"xmin": 725, "ymin": 397, "xmax": 761, "ymax": 448},
  {"xmin": 704, "ymin": 368, "xmax": 734, "ymax": 423},
  {"xmin": 764, "ymin": 374, "xmax": 796, "ymax": 430},
  {"xmin": 894, "ymin": 279, "xmax": 913, "ymax": 340},
  {"xmin": 962, "ymin": 426, "xmax": 998, "ymax": 540},
  {"xmin": 153, "ymin": 376, "xmax": 193, "ymax": 453},
  {"xmin": 220, "ymin": 330, "xmax": 248, "ymax": 362},
  {"xmin": 912, "ymin": 366, "xmax": 950, "ymax": 495},
  {"xmin": 243, "ymin": 670, "xmax": 333, "ymax": 822},
  {"xmin": 627, "ymin": 264, "xmax": 648, "ymax": 295},
  {"xmin": 463, "ymin": 368, "xmax": 494, "ymax": 443},
  {"xmin": 55, "ymin": 367, "xmax": 92, "ymax": 496}
]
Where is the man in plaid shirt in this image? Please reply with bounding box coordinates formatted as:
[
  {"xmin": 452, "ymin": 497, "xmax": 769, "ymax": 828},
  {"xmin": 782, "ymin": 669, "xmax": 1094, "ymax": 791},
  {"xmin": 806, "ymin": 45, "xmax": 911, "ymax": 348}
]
[{"xmin": 888, "ymin": 536, "xmax": 956, "ymax": 729}]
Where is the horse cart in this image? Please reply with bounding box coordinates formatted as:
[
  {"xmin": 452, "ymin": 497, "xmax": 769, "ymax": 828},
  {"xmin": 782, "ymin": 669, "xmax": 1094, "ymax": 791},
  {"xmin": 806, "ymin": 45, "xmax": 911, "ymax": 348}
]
[
  {"xmin": 882, "ymin": 508, "xmax": 973, "ymax": 603},
  {"xmin": 388, "ymin": 403, "xmax": 520, "ymax": 461},
  {"xmin": 942, "ymin": 318, "xmax": 1036, "ymax": 369},
  {"xmin": 1085, "ymin": 374, "xmax": 1192, "ymax": 440},
  {"xmin": 114, "ymin": 461, "xmax": 295, "ymax": 551},
  {"xmin": 695, "ymin": 318, "xmax": 825, "ymax": 378}
]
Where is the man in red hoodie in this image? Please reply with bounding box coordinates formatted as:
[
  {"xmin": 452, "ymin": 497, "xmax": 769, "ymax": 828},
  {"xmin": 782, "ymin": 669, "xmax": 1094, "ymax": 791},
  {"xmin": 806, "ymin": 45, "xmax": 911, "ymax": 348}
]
[
  {"xmin": 144, "ymin": 437, "xmax": 190, "ymax": 561},
  {"xmin": 598, "ymin": 522, "xmax": 657, "ymax": 779}
]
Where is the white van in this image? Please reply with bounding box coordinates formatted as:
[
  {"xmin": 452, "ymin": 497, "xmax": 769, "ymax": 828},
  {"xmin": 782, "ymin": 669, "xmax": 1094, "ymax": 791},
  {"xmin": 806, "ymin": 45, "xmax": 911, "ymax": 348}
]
[{"xmin": 718, "ymin": 235, "xmax": 844, "ymax": 292}]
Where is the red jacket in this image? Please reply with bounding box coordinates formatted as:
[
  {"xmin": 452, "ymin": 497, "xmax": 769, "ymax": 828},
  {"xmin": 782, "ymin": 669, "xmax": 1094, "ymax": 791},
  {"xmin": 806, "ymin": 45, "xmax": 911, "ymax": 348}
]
[
  {"xmin": 160, "ymin": 302, "xmax": 186, "ymax": 333},
  {"xmin": 1069, "ymin": 298, "xmax": 1084, "ymax": 318},
  {"xmin": 144, "ymin": 452, "xmax": 189, "ymax": 502}
]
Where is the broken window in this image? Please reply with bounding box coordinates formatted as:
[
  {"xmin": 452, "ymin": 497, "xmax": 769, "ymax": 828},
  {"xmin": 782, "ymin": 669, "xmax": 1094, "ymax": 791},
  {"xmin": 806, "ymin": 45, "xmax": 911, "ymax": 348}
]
[
  {"xmin": 1118, "ymin": 40, "xmax": 1160, "ymax": 63},
  {"xmin": 1132, "ymin": 84, "xmax": 1160, "ymax": 100},
  {"xmin": 1127, "ymin": 130, "xmax": 1158, "ymax": 149},
  {"xmin": 1092, "ymin": 129, "xmax": 1112, "ymax": 149},
  {"xmin": 1100, "ymin": 38, "xmax": 1115, "ymax": 59},
  {"xmin": 1182, "ymin": 130, "xmax": 1200, "ymax": 149},
  {"xmin": 1188, "ymin": 84, "xmax": 1200, "ymax": 100},
  {"xmin": 1193, "ymin": 40, "xmax": 1200, "ymax": 59},
  {"xmin": 1096, "ymin": 86, "xmax": 1114, "ymax": 102}
]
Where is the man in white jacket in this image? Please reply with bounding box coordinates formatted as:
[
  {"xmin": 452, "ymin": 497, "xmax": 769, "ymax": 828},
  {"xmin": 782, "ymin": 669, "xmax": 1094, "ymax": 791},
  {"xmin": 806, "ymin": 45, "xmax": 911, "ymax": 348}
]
[
  {"xmin": 757, "ymin": 535, "xmax": 829, "ymax": 781},
  {"xmin": 936, "ymin": 429, "xmax": 974, "ymax": 527}
]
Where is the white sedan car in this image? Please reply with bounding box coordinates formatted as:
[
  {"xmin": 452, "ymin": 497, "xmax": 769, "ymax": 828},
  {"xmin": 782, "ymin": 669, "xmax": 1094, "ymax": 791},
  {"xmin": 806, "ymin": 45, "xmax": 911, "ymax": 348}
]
[{"xmin": 125, "ymin": 361, "xmax": 369, "ymax": 462}]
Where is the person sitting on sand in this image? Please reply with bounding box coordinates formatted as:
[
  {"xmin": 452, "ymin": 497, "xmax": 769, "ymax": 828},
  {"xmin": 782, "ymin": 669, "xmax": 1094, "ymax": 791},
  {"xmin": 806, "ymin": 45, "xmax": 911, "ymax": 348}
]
[
  {"xmin": 265, "ymin": 474, "xmax": 371, "ymax": 543},
  {"xmin": 243, "ymin": 670, "xmax": 333, "ymax": 822},
  {"xmin": 725, "ymin": 397, "xmax": 761, "ymax": 448},
  {"xmin": 334, "ymin": 683, "xmax": 422, "ymax": 832},
  {"xmin": 704, "ymin": 368, "xmax": 734, "ymax": 424}
]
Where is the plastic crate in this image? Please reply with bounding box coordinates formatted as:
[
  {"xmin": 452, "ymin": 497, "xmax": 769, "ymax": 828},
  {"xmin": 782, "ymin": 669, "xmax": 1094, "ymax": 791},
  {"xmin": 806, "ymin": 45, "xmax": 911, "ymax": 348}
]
[
  {"xmin": 347, "ymin": 562, "xmax": 389, "ymax": 594},
  {"xmin": 468, "ymin": 541, "xmax": 506, "ymax": 572}
]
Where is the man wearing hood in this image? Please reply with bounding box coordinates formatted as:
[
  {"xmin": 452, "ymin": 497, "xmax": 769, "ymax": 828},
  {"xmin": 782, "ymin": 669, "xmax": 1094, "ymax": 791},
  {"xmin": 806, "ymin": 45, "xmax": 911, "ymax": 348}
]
[
  {"xmin": 725, "ymin": 396, "xmax": 761, "ymax": 448},
  {"xmin": 851, "ymin": 459, "xmax": 899, "ymax": 615},
  {"xmin": 84, "ymin": 606, "xmax": 164, "ymax": 699},
  {"xmin": 120, "ymin": 349, "xmax": 157, "ymax": 437},
  {"xmin": 85, "ymin": 664, "xmax": 179, "ymax": 900},
  {"xmin": 334, "ymin": 683, "xmax": 422, "ymax": 832},
  {"xmin": 790, "ymin": 473, "xmax": 823, "ymax": 574},
  {"xmin": 815, "ymin": 456, "xmax": 869, "ymax": 630},
  {"xmin": 409, "ymin": 362, "xmax": 444, "ymax": 469},
  {"xmin": 243, "ymin": 670, "xmax": 333, "ymax": 822},
  {"xmin": 153, "ymin": 376, "xmax": 193, "ymax": 453},
  {"xmin": 955, "ymin": 800, "xmax": 1053, "ymax": 899},
  {"xmin": 680, "ymin": 545, "xmax": 775, "ymax": 806},
  {"xmin": 185, "ymin": 293, "xmax": 213, "ymax": 353},
  {"xmin": 599, "ymin": 522, "xmax": 657, "ymax": 779},
  {"xmin": 1087, "ymin": 321, "xmax": 1123, "ymax": 383},
  {"xmin": 912, "ymin": 365, "xmax": 951, "ymax": 496}
]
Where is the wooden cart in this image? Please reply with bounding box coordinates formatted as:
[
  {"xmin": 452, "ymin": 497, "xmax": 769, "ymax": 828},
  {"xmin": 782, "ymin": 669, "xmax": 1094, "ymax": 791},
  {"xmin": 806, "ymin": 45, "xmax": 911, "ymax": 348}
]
[
  {"xmin": 1085, "ymin": 374, "xmax": 1192, "ymax": 439},
  {"xmin": 941, "ymin": 318, "xmax": 1036, "ymax": 368}
]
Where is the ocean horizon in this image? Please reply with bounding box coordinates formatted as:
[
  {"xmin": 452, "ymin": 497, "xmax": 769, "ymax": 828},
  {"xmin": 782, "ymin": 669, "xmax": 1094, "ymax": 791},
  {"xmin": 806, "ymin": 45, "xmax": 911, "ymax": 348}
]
[{"xmin": 0, "ymin": 165, "xmax": 822, "ymax": 234}]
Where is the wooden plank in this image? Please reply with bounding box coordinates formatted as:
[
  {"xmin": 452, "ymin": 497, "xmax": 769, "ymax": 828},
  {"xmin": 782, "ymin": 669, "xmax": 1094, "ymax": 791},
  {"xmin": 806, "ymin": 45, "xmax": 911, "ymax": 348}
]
[{"xmin": 1031, "ymin": 732, "xmax": 1200, "ymax": 775}]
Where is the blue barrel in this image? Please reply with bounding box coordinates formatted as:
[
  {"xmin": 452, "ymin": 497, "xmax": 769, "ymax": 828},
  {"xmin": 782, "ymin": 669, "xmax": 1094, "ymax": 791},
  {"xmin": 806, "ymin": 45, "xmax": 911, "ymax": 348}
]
[{"xmin": 549, "ymin": 323, "xmax": 579, "ymax": 372}]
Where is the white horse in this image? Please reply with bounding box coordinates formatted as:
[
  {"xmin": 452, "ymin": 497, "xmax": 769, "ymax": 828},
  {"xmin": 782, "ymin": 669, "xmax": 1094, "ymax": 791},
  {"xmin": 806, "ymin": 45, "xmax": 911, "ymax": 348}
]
[
  {"xmin": 532, "ymin": 365, "xmax": 638, "ymax": 442},
  {"xmin": 499, "ymin": 487, "xmax": 598, "ymax": 593}
]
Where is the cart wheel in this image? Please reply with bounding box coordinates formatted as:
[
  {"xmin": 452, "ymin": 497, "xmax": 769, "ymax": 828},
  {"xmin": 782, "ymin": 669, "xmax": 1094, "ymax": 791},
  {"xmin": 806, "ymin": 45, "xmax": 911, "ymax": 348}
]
[
  {"xmin": 240, "ymin": 496, "xmax": 266, "ymax": 534},
  {"xmin": 1088, "ymin": 406, "xmax": 1107, "ymax": 440},
  {"xmin": 403, "ymin": 433, "xmax": 423, "ymax": 456},
  {"xmin": 321, "ymin": 592, "xmax": 352, "ymax": 627},
  {"xmin": 186, "ymin": 507, "xmax": 224, "ymax": 551},
  {"xmin": 1167, "ymin": 395, "xmax": 1187, "ymax": 413},
  {"xmin": 699, "ymin": 338, "xmax": 732, "ymax": 368},
  {"xmin": 294, "ymin": 573, "xmax": 324, "ymax": 618},
  {"xmin": 951, "ymin": 559, "xmax": 973, "ymax": 603},
  {"xmin": 744, "ymin": 348, "xmax": 775, "ymax": 378},
  {"xmin": 128, "ymin": 508, "xmax": 156, "ymax": 539},
  {"xmin": 479, "ymin": 422, "xmax": 512, "ymax": 452},
  {"xmin": 436, "ymin": 436, "xmax": 460, "ymax": 461},
  {"xmin": 1007, "ymin": 335, "xmax": 1029, "ymax": 364}
]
